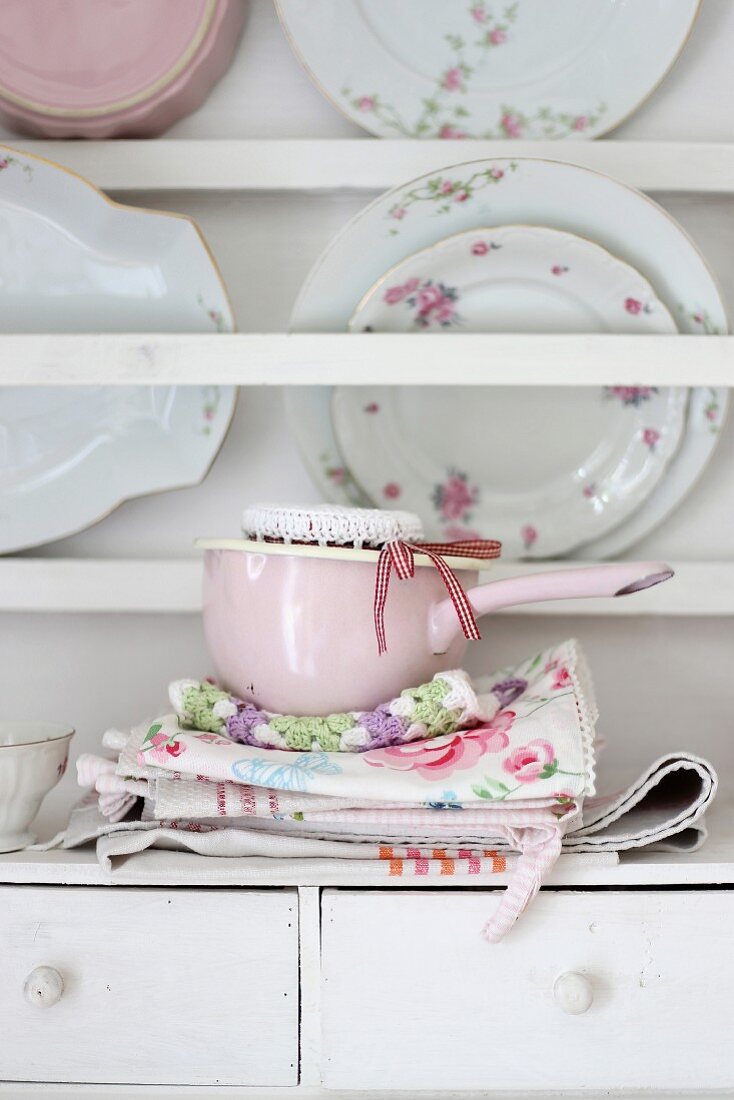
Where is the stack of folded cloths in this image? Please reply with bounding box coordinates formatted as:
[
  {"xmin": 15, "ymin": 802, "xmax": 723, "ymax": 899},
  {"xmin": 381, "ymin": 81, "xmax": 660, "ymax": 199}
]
[{"xmin": 69, "ymin": 638, "xmax": 716, "ymax": 942}]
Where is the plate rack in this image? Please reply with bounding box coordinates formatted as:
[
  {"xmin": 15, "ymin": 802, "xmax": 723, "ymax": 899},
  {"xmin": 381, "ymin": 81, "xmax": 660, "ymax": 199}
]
[{"xmin": 3, "ymin": 137, "xmax": 733, "ymax": 613}]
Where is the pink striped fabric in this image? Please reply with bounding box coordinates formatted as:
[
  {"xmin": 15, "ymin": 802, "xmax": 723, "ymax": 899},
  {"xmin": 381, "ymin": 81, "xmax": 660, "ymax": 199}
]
[{"xmin": 481, "ymin": 824, "xmax": 563, "ymax": 943}]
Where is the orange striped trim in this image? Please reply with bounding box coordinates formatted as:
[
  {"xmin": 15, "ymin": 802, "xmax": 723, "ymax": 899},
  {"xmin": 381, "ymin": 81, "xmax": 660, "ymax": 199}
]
[
  {"xmin": 379, "ymin": 845, "xmax": 393, "ymax": 861},
  {"xmin": 440, "ymin": 858, "xmax": 455, "ymax": 875},
  {"xmin": 389, "ymin": 858, "xmax": 403, "ymax": 876},
  {"xmin": 492, "ymin": 853, "xmax": 507, "ymax": 873}
]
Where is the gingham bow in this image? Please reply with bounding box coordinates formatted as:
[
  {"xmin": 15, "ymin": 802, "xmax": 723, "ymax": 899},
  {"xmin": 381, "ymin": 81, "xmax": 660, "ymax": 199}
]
[{"xmin": 374, "ymin": 539, "xmax": 502, "ymax": 655}]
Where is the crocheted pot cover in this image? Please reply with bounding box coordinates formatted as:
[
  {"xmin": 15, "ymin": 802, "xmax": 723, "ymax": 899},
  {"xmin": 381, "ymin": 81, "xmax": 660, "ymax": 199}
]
[{"xmin": 241, "ymin": 503, "xmax": 424, "ymax": 549}]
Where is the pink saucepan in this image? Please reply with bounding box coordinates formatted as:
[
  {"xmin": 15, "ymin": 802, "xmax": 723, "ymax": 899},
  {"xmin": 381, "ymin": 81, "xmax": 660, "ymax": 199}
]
[{"xmin": 197, "ymin": 538, "xmax": 673, "ymax": 716}]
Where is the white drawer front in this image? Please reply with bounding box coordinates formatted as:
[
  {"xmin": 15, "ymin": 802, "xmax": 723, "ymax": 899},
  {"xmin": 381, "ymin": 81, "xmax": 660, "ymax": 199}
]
[
  {"xmin": 322, "ymin": 888, "xmax": 734, "ymax": 1092},
  {"xmin": 1, "ymin": 886, "xmax": 298, "ymax": 1086}
]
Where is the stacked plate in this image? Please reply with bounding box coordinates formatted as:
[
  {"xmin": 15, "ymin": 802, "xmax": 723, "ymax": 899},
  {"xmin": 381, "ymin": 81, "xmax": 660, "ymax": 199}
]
[
  {"xmin": 286, "ymin": 157, "xmax": 727, "ymax": 559},
  {"xmin": 0, "ymin": 146, "xmax": 235, "ymax": 553},
  {"xmin": 278, "ymin": 0, "xmax": 700, "ymax": 141}
]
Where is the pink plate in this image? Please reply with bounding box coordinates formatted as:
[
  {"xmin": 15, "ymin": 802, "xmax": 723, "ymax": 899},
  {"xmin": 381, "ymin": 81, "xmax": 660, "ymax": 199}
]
[{"xmin": 0, "ymin": 0, "xmax": 246, "ymax": 138}]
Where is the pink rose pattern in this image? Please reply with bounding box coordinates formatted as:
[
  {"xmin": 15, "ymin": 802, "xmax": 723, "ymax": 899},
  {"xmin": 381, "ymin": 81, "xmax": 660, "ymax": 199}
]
[
  {"xmin": 471, "ymin": 238, "xmax": 501, "ymax": 256},
  {"xmin": 383, "ymin": 277, "xmax": 461, "ymax": 329},
  {"xmin": 501, "ymin": 111, "xmax": 523, "ymax": 138},
  {"xmin": 386, "ymin": 164, "xmax": 513, "ymax": 227},
  {"xmin": 503, "ymin": 739, "xmax": 555, "ymax": 782},
  {"xmin": 624, "ymin": 297, "xmax": 653, "ymax": 316},
  {"xmin": 432, "ymin": 469, "xmax": 479, "ymax": 528},
  {"xmin": 364, "ymin": 711, "xmax": 515, "ymax": 780},
  {"xmin": 139, "ymin": 721, "xmax": 188, "ymax": 766},
  {"xmin": 342, "ymin": 4, "xmax": 605, "ymax": 142},
  {"xmin": 0, "ymin": 154, "xmax": 33, "ymax": 180},
  {"xmin": 439, "ymin": 124, "xmax": 467, "ymax": 140},
  {"xmin": 442, "ymin": 66, "xmax": 464, "ymax": 92},
  {"xmin": 363, "ymin": 646, "xmax": 584, "ymax": 792},
  {"xmin": 679, "ymin": 311, "xmax": 723, "ymax": 437},
  {"xmin": 605, "ymin": 386, "xmax": 658, "ymax": 407},
  {"xmin": 704, "ymin": 390, "xmax": 720, "ymax": 431},
  {"xmin": 468, "ymin": 648, "xmax": 585, "ymax": 801},
  {"xmin": 521, "ymin": 524, "xmax": 538, "ymax": 552}
]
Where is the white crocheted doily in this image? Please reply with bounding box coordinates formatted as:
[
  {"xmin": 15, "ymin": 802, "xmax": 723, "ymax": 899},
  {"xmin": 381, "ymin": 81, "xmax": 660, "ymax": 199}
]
[{"xmin": 241, "ymin": 504, "xmax": 424, "ymax": 548}]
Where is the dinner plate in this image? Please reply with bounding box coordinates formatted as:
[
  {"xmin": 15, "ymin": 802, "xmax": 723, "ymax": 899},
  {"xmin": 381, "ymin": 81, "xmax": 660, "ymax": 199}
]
[
  {"xmin": 277, "ymin": 0, "xmax": 699, "ymax": 140},
  {"xmin": 332, "ymin": 225, "xmax": 684, "ymax": 556},
  {"xmin": 286, "ymin": 156, "xmax": 728, "ymax": 559},
  {"xmin": 0, "ymin": 0, "xmax": 246, "ymax": 138},
  {"xmin": 0, "ymin": 145, "xmax": 235, "ymax": 554}
]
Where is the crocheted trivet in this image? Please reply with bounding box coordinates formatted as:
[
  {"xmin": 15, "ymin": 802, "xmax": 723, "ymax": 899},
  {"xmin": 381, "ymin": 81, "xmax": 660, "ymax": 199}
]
[
  {"xmin": 241, "ymin": 503, "xmax": 424, "ymax": 549},
  {"xmin": 168, "ymin": 671, "xmax": 501, "ymax": 753}
]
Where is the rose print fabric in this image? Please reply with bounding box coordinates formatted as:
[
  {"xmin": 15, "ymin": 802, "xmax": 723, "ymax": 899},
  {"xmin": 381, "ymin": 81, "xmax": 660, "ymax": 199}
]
[
  {"xmin": 121, "ymin": 640, "xmax": 595, "ymax": 807},
  {"xmin": 67, "ymin": 637, "xmax": 717, "ymax": 942},
  {"xmin": 73, "ymin": 639, "xmax": 595, "ymax": 940}
]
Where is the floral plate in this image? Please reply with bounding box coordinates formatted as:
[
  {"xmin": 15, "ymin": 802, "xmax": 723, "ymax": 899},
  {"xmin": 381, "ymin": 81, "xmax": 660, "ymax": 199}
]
[
  {"xmin": 0, "ymin": 146, "xmax": 235, "ymax": 554},
  {"xmin": 276, "ymin": 0, "xmax": 699, "ymax": 141},
  {"xmin": 285, "ymin": 156, "xmax": 727, "ymax": 559},
  {"xmin": 332, "ymin": 226, "xmax": 684, "ymax": 556}
]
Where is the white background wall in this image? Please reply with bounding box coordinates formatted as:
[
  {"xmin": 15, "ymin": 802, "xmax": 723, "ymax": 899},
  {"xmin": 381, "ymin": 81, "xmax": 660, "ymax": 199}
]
[{"xmin": 1, "ymin": 0, "xmax": 733, "ymax": 829}]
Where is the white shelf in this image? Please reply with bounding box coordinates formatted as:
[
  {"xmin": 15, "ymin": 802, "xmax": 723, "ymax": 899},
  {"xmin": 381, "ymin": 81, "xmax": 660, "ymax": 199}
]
[
  {"xmin": 3, "ymin": 796, "xmax": 733, "ymax": 888},
  {"xmin": 4, "ymin": 333, "xmax": 734, "ymax": 386},
  {"xmin": 8, "ymin": 139, "xmax": 734, "ymax": 193},
  {"xmin": 2, "ymin": 558, "xmax": 730, "ymax": 616}
]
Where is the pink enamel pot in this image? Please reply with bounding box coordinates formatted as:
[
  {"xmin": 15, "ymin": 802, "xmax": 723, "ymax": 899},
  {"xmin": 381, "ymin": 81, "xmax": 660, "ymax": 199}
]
[{"xmin": 197, "ymin": 539, "xmax": 673, "ymax": 716}]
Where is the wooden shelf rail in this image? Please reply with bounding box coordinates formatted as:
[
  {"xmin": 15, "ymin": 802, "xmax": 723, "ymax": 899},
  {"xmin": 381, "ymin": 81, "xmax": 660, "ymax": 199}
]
[
  {"xmin": 8, "ymin": 139, "xmax": 734, "ymax": 194},
  {"xmin": 1, "ymin": 559, "xmax": 730, "ymax": 616},
  {"xmin": 4, "ymin": 333, "xmax": 733, "ymax": 387}
]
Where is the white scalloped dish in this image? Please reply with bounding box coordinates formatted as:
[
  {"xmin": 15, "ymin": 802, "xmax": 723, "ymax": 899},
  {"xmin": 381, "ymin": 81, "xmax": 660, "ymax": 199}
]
[{"xmin": 0, "ymin": 145, "xmax": 235, "ymax": 553}]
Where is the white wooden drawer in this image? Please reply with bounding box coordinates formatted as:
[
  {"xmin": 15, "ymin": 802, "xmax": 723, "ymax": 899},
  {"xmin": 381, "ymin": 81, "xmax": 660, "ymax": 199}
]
[
  {"xmin": 0, "ymin": 886, "xmax": 298, "ymax": 1086},
  {"xmin": 322, "ymin": 888, "xmax": 734, "ymax": 1092}
]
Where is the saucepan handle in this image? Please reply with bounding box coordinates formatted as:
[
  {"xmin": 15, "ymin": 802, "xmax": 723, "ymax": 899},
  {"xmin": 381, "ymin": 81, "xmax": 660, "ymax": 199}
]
[{"xmin": 430, "ymin": 562, "xmax": 674, "ymax": 652}]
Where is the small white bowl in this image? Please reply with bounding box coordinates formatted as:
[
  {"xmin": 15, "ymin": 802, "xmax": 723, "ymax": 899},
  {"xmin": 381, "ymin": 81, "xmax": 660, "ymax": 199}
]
[{"xmin": 0, "ymin": 722, "xmax": 74, "ymax": 852}]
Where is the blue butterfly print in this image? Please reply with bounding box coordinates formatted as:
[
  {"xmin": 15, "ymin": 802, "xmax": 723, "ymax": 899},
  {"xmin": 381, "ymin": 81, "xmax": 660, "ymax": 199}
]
[
  {"xmin": 426, "ymin": 788, "xmax": 463, "ymax": 811},
  {"xmin": 230, "ymin": 751, "xmax": 342, "ymax": 792}
]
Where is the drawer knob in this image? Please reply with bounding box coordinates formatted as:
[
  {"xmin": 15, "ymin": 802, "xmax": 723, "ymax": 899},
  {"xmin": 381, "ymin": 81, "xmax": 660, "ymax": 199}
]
[
  {"xmin": 23, "ymin": 966, "xmax": 64, "ymax": 1009},
  {"xmin": 553, "ymin": 971, "xmax": 593, "ymax": 1015}
]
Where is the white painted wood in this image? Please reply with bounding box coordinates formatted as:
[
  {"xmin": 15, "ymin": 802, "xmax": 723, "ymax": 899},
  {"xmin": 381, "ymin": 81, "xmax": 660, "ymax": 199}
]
[
  {"xmin": 321, "ymin": 889, "xmax": 734, "ymax": 1091},
  {"xmin": 7, "ymin": 139, "xmax": 734, "ymax": 194},
  {"xmin": 3, "ymin": 333, "xmax": 733, "ymax": 387},
  {"xmin": 297, "ymin": 886, "xmax": 323, "ymax": 1087},
  {"xmin": 0, "ymin": 887, "xmax": 298, "ymax": 1086},
  {"xmin": 4, "ymin": 1088, "xmax": 717, "ymax": 1100},
  {"xmin": 0, "ymin": 559, "xmax": 202, "ymax": 614},
  {"xmin": 0, "ymin": 558, "xmax": 729, "ymax": 616}
]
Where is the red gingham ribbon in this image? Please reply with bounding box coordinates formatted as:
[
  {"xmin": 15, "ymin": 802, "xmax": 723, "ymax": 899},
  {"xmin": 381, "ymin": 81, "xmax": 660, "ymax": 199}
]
[{"xmin": 374, "ymin": 539, "xmax": 502, "ymax": 655}]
